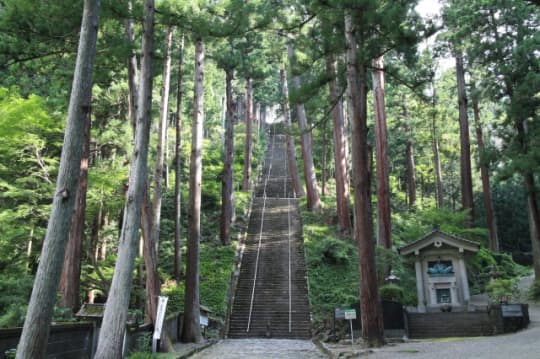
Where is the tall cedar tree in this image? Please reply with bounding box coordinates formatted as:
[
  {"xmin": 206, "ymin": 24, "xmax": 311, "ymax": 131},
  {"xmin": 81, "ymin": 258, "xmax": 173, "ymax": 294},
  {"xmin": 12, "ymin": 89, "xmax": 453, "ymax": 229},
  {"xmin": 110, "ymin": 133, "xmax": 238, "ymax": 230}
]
[
  {"xmin": 242, "ymin": 77, "xmax": 253, "ymax": 191},
  {"xmin": 454, "ymin": 50, "xmax": 474, "ymax": 225},
  {"xmin": 326, "ymin": 54, "xmax": 351, "ymax": 234},
  {"xmin": 141, "ymin": 26, "xmax": 174, "ymax": 326},
  {"xmin": 182, "ymin": 38, "xmax": 204, "ymax": 343},
  {"xmin": 372, "ymin": 55, "xmax": 392, "ymax": 248},
  {"xmin": 280, "ymin": 68, "xmax": 304, "ymax": 198},
  {"xmin": 471, "ymin": 89, "xmax": 499, "ymax": 251},
  {"xmin": 287, "ymin": 41, "xmax": 321, "ymax": 211},
  {"xmin": 402, "ymin": 99, "xmax": 417, "ymax": 208},
  {"xmin": 16, "ymin": 1, "xmax": 100, "ymax": 358},
  {"xmin": 221, "ymin": 68, "xmax": 235, "ymax": 245},
  {"xmin": 174, "ymin": 35, "xmax": 185, "ymax": 279},
  {"xmin": 94, "ymin": 0, "xmax": 154, "ymax": 357},
  {"xmin": 344, "ymin": 13, "xmax": 384, "ymax": 346},
  {"xmin": 58, "ymin": 103, "xmax": 91, "ymax": 313}
]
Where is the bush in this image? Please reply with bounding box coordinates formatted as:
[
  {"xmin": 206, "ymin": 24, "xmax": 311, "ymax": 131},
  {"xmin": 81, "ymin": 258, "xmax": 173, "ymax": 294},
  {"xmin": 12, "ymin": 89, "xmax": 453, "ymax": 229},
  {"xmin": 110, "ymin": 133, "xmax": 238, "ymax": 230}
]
[
  {"xmin": 379, "ymin": 284, "xmax": 405, "ymax": 303},
  {"xmin": 486, "ymin": 278, "xmax": 519, "ymax": 303},
  {"xmin": 528, "ymin": 280, "xmax": 540, "ymax": 302}
]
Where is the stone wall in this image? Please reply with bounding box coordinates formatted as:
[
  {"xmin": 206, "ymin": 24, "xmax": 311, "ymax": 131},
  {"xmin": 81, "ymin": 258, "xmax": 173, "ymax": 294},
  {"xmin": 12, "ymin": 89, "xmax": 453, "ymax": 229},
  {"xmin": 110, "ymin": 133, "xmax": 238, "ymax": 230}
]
[{"xmin": 406, "ymin": 304, "xmax": 529, "ymax": 339}]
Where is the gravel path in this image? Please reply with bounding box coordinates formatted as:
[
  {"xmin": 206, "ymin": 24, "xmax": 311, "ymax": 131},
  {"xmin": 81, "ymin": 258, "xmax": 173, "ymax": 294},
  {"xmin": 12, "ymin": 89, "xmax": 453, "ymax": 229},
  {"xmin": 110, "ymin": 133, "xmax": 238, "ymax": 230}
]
[{"xmin": 188, "ymin": 339, "xmax": 327, "ymax": 359}]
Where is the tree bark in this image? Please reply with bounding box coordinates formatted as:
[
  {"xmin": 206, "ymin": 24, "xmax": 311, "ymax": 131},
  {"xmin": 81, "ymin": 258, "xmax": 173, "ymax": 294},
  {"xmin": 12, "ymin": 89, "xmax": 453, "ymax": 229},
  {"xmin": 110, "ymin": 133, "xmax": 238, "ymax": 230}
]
[
  {"xmin": 182, "ymin": 38, "xmax": 204, "ymax": 344},
  {"xmin": 455, "ymin": 50, "xmax": 474, "ymax": 225},
  {"xmin": 125, "ymin": 0, "xmax": 138, "ymax": 132},
  {"xmin": 344, "ymin": 13, "xmax": 384, "ymax": 347},
  {"xmin": 280, "ymin": 68, "xmax": 304, "ymax": 198},
  {"xmin": 326, "ymin": 54, "xmax": 351, "ymax": 234},
  {"xmin": 242, "ymin": 78, "xmax": 253, "ymax": 191},
  {"xmin": 371, "ymin": 55, "xmax": 392, "ymax": 249},
  {"xmin": 174, "ymin": 34, "xmax": 185, "ymax": 280},
  {"xmin": 515, "ymin": 118, "xmax": 540, "ymax": 278},
  {"xmin": 59, "ymin": 100, "xmax": 91, "ymax": 313},
  {"xmin": 16, "ymin": 2, "xmax": 100, "ymax": 358},
  {"xmin": 221, "ymin": 68, "xmax": 235, "ymax": 245},
  {"xmin": 141, "ymin": 187, "xmax": 160, "ymax": 323},
  {"xmin": 403, "ymin": 100, "xmax": 417, "ymax": 209},
  {"xmin": 472, "ymin": 94, "xmax": 499, "ymax": 252},
  {"xmin": 321, "ymin": 121, "xmax": 327, "ymax": 197},
  {"xmin": 431, "ymin": 87, "xmax": 444, "ymax": 208},
  {"xmin": 287, "ymin": 41, "xmax": 321, "ymax": 211},
  {"xmin": 141, "ymin": 27, "xmax": 173, "ymax": 324},
  {"xmin": 94, "ymin": 1, "xmax": 154, "ymax": 357}
]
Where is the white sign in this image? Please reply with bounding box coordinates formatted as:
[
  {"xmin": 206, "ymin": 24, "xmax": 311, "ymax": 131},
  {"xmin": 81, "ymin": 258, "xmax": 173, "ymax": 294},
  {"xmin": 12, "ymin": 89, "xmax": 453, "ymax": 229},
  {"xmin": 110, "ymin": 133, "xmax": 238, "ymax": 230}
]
[
  {"xmin": 200, "ymin": 314, "xmax": 209, "ymax": 327},
  {"xmin": 152, "ymin": 296, "xmax": 169, "ymax": 353},
  {"xmin": 344, "ymin": 309, "xmax": 356, "ymax": 320}
]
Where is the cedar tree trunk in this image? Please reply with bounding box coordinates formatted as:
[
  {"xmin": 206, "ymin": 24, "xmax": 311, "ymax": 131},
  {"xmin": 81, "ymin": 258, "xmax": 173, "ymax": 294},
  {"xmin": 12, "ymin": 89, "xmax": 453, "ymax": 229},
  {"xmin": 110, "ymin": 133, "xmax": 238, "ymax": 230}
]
[
  {"xmin": 472, "ymin": 94, "xmax": 499, "ymax": 252},
  {"xmin": 174, "ymin": 34, "xmax": 185, "ymax": 280},
  {"xmin": 182, "ymin": 38, "xmax": 204, "ymax": 343},
  {"xmin": 326, "ymin": 54, "xmax": 351, "ymax": 233},
  {"xmin": 94, "ymin": 0, "xmax": 154, "ymax": 357},
  {"xmin": 59, "ymin": 102, "xmax": 91, "ymax": 313},
  {"xmin": 371, "ymin": 55, "xmax": 392, "ymax": 248},
  {"xmin": 221, "ymin": 68, "xmax": 235, "ymax": 245},
  {"xmin": 287, "ymin": 41, "xmax": 321, "ymax": 211},
  {"xmin": 280, "ymin": 68, "xmax": 304, "ymax": 198},
  {"xmin": 344, "ymin": 13, "xmax": 384, "ymax": 347},
  {"xmin": 455, "ymin": 50, "xmax": 474, "ymax": 224},
  {"xmin": 242, "ymin": 78, "xmax": 253, "ymax": 191},
  {"xmin": 16, "ymin": 1, "xmax": 100, "ymax": 358}
]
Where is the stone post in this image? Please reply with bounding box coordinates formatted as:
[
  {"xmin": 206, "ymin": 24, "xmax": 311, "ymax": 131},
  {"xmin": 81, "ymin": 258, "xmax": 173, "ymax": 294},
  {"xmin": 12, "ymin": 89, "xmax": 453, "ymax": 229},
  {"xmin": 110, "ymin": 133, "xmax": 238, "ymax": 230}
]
[
  {"xmin": 458, "ymin": 256, "xmax": 471, "ymax": 302},
  {"xmin": 415, "ymin": 259, "xmax": 426, "ymax": 312}
]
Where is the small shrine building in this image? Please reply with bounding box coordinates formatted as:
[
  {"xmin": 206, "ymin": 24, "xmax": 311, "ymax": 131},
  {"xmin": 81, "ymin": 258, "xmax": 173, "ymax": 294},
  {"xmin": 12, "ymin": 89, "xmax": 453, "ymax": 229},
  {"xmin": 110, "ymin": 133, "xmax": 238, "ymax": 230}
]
[{"xmin": 399, "ymin": 230, "xmax": 479, "ymax": 312}]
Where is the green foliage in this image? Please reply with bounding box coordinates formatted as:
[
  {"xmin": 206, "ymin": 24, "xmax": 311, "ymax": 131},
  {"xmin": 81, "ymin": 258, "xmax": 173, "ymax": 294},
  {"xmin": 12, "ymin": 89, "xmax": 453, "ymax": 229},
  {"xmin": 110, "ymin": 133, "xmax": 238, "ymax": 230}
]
[
  {"xmin": 162, "ymin": 243, "xmax": 235, "ymax": 319},
  {"xmin": 527, "ymin": 280, "xmax": 540, "ymax": 302},
  {"xmin": 379, "ymin": 284, "xmax": 405, "ymax": 303},
  {"xmin": 469, "ymin": 248, "xmax": 529, "ymax": 296},
  {"xmin": 127, "ymin": 352, "xmax": 158, "ymax": 359},
  {"xmin": 393, "ymin": 207, "xmax": 487, "ymax": 247},
  {"xmin": 485, "ymin": 278, "xmax": 519, "ymax": 303},
  {"xmin": 0, "ymin": 87, "xmax": 63, "ymax": 273},
  {"xmin": 302, "ymin": 206, "xmax": 359, "ymax": 328},
  {"xmin": 0, "ymin": 274, "xmax": 33, "ymax": 328}
]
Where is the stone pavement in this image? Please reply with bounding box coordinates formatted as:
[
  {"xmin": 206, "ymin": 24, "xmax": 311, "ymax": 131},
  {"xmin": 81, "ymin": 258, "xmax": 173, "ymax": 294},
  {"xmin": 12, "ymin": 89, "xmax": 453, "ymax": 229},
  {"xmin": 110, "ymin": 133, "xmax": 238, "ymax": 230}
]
[{"xmin": 187, "ymin": 339, "xmax": 327, "ymax": 358}]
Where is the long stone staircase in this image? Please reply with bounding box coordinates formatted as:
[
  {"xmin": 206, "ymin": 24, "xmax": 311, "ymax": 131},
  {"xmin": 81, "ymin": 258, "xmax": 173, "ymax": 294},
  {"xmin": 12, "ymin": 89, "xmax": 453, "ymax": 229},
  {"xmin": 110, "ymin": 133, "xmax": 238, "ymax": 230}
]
[{"xmin": 228, "ymin": 132, "xmax": 311, "ymax": 339}]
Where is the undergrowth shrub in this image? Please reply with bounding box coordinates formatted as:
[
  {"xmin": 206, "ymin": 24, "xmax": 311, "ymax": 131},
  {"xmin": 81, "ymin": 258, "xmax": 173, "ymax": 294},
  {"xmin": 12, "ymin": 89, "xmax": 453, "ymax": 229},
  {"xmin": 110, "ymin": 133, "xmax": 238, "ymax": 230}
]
[{"xmin": 528, "ymin": 280, "xmax": 540, "ymax": 301}]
